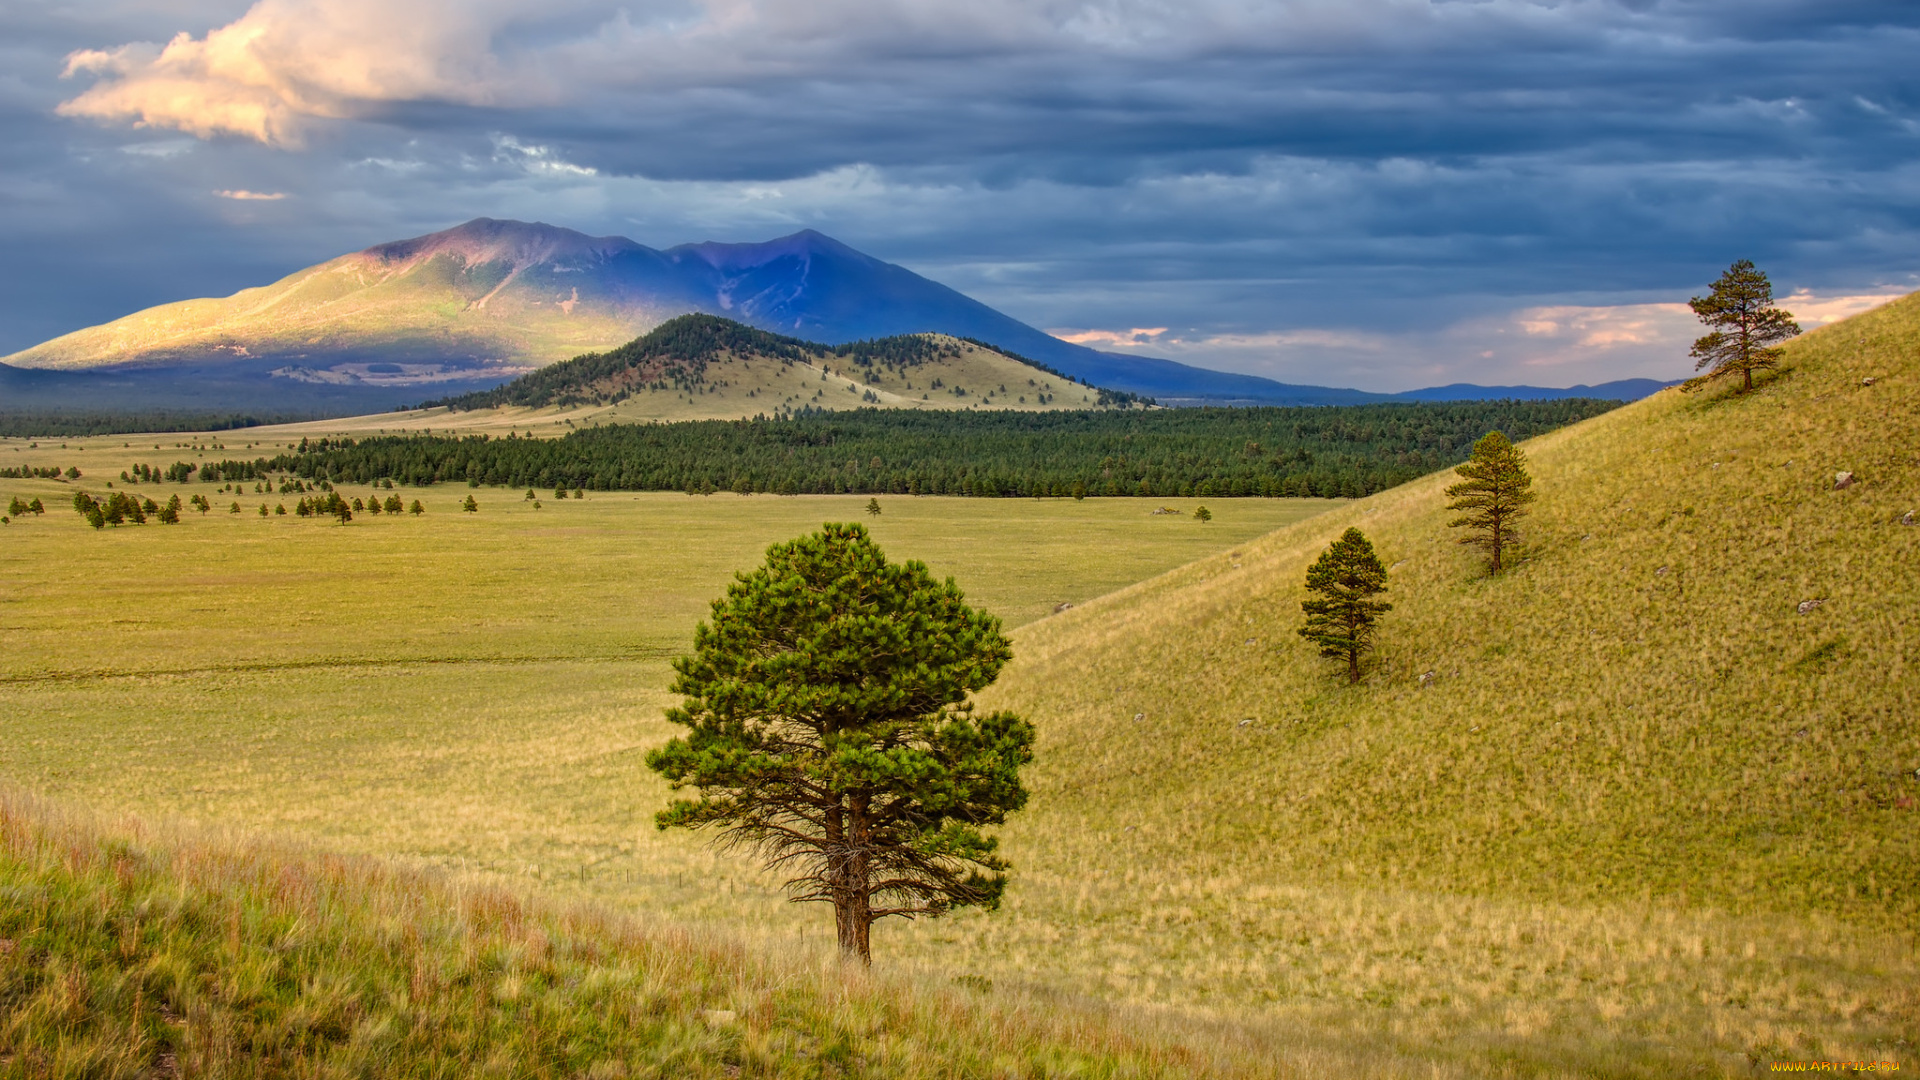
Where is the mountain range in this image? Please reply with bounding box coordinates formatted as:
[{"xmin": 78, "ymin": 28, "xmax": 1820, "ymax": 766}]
[{"xmin": 0, "ymin": 218, "xmax": 1672, "ymax": 414}]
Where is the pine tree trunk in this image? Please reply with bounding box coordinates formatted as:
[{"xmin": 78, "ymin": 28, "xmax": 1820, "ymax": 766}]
[{"xmin": 831, "ymin": 794, "xmax": 876, "ymax": 965}]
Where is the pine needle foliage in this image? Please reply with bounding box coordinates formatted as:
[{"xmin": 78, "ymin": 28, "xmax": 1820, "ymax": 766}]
[
  {"xmin": 1445, "ymin": 430, "xmax": 1535, "ymax": 573},
  {"xmin": 1685, "ymin": 260, "xmax": 1801, "ymax": 393},
  {"xmin": 647, "ymin": 523, "xmax": 1035, "ymax": 964},
  {"xmin": 1298, "ymin": 527, "xmax": 1391, "ymax": 684}
]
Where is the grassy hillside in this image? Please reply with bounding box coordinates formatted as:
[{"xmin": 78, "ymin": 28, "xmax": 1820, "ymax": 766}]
[
  {"xmin": 422, "ymin": 314, "xmax": 1131, "ymax": 415},
  {"xmin": 946, "ymin": 292, "xmax": 1919, "ymax": 1069}
]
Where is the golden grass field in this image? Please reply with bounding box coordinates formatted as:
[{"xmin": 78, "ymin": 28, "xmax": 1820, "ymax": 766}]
[{"xmin": 3, "ymin": 294, "xmax": 1917, "ymax": 1077}]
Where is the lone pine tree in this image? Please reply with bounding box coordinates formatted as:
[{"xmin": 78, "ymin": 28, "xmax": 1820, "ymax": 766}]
[
  {"xmin": 1686, "ymin": 260, "xmax": 1801, "ymax": 394},
  {"xmin": 646, "ymin": 522, "xmax": 1034, "ymax": 964},
  {"xmin": 1446, "ymin": 431, "xmax": 1536, "ymax": 574},
  {"xmin": 1298, "ymin": 527, "xmax": 1391, "ymax": 684}
]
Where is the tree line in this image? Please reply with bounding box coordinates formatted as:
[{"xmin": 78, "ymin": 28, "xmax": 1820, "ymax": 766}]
[
  {"xmin": 0, "ymin": 412, "xmax": 300, "ymax": 438},
  {"xmin": 270, "ymin": 400, "xmax": 1618, "ymax": 499},
  {"xmin": 0, "ymin": 465, "xmax": 79, "ymax": 480},
  {"xmin": 71, "ymin": 490, "xmax": 184, "ymax": 527},
  {"xmin": 2, "ymin": 496, "xmax": 46, "ymax": 524}
]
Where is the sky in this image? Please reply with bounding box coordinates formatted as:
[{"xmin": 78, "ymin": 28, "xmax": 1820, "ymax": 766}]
[{"xmin": 2, "ymin": 0, "xmax": 1917, "ymax": 391}]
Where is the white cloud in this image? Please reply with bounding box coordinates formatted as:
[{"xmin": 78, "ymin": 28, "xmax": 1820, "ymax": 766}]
[
  {"xmin": 491, "ymin": 135, "xmax": 598, "ymax": 178},
  {"xmin": 213, "ymin": 188, "xmax": 289, "ymax": 199},
  {"xmin": 57, "ymin": 0, "xmax": 531, "ymax": 146}
]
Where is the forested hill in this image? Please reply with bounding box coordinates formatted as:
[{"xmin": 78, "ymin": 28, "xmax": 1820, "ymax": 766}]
[
  {"xmin": 275, "ymin": 399, "xmax": 1620, "ymax": 499},
  {"xmin": 423, "ymin": 313, "xmax": 1123, "ymax": 410}
]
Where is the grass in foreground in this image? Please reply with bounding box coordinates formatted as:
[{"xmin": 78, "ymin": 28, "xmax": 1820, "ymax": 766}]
[{"xmin": 0, "ymin": 789, "xmax": 1507, "ymax": 1079}]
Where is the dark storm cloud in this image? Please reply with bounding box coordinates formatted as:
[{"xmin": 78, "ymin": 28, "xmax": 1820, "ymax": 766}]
[{"xmin": 2, "ymin": 0, "xmax": 1917, "ymax": 388}]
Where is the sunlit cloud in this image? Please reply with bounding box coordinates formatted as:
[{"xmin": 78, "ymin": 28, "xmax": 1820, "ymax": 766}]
[
  {"xmin": 1778, "ymin": 289, "xmax": 1905, "ymax": 326},
  {"xmin": 1509, "ymin": 303, "xmax": 1694, "ymax": 356},
  {"xmin": 214, "ymin": 189, "xmax": 289, "ymax": 200},
  {"xmin": 1041, "ymin": 289, "xmax": 1910, "ymax": 391},
  {"xmin": 56, "ymin": 0, "xmax": 523, "ymax": 147},
  {"xmin": 1052, "ymin": 327, "xmax": 1168, "ymax": 347}
]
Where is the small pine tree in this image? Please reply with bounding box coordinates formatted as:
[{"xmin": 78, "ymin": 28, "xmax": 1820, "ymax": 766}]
[
  {"xmin": 1445, "ymin": 431, "xmax": 1535, "ymax": 574},
  {"xmin": 525, "ymin": 489, "xmax": 537, "ymax": 500},
  {"xmin": 410, "ymin": 500, "xmax": 425, "ymax": 515},
  {"xmin": 1298, "ymin": 527, "xmax": 1391, "ymax": 684},
  {"xmin": 648, "ymin": 523, "xmax": 1033, "ymax": 965},
  {"xmin": 385, "ymin": 494, "xmax": 403, "ymax": 514},
  {"xmin": 1194, "ymin": 505, "xmax": 1212, "ymax": 522},
  {"xmin": 866, "ymin": 497, "xmax": 882, "ymax": 516},
  {"xmin": 1685, "ymin": 260, "xmax": 1801, "ymax": 394},
  {"xmin": 230, "ymin": 502, "xmax": 242, "ymax": 514},
  {"xmin": 462, "ymin": 495, "xmax": 479, "ymax": 513}
]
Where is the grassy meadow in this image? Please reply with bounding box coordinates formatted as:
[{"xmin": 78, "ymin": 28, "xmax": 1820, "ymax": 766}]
[
  {"xmin": 0, "ymin": 478, "xmax": 1336, "ymax": 987},
  {"xmin": 3, "ymin": 294, "xmax": 1918, "ymax": 1077}
]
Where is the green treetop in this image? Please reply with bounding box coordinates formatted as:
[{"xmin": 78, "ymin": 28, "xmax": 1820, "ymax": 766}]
[
  {"xmin": 1298, "ymin": 527, "xmax": 1391, "ymax": 684},
  {"xmin": 646, "ymin": 522, "xmax": 1034, "ymax": 964},
  {"xmin": 1446, "ymin": 431, "xmax": 1535, "ymax": 574},
  {"xmin": 1686, "ymin": 260, "xmax": 1800, "ymax": 394}
]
